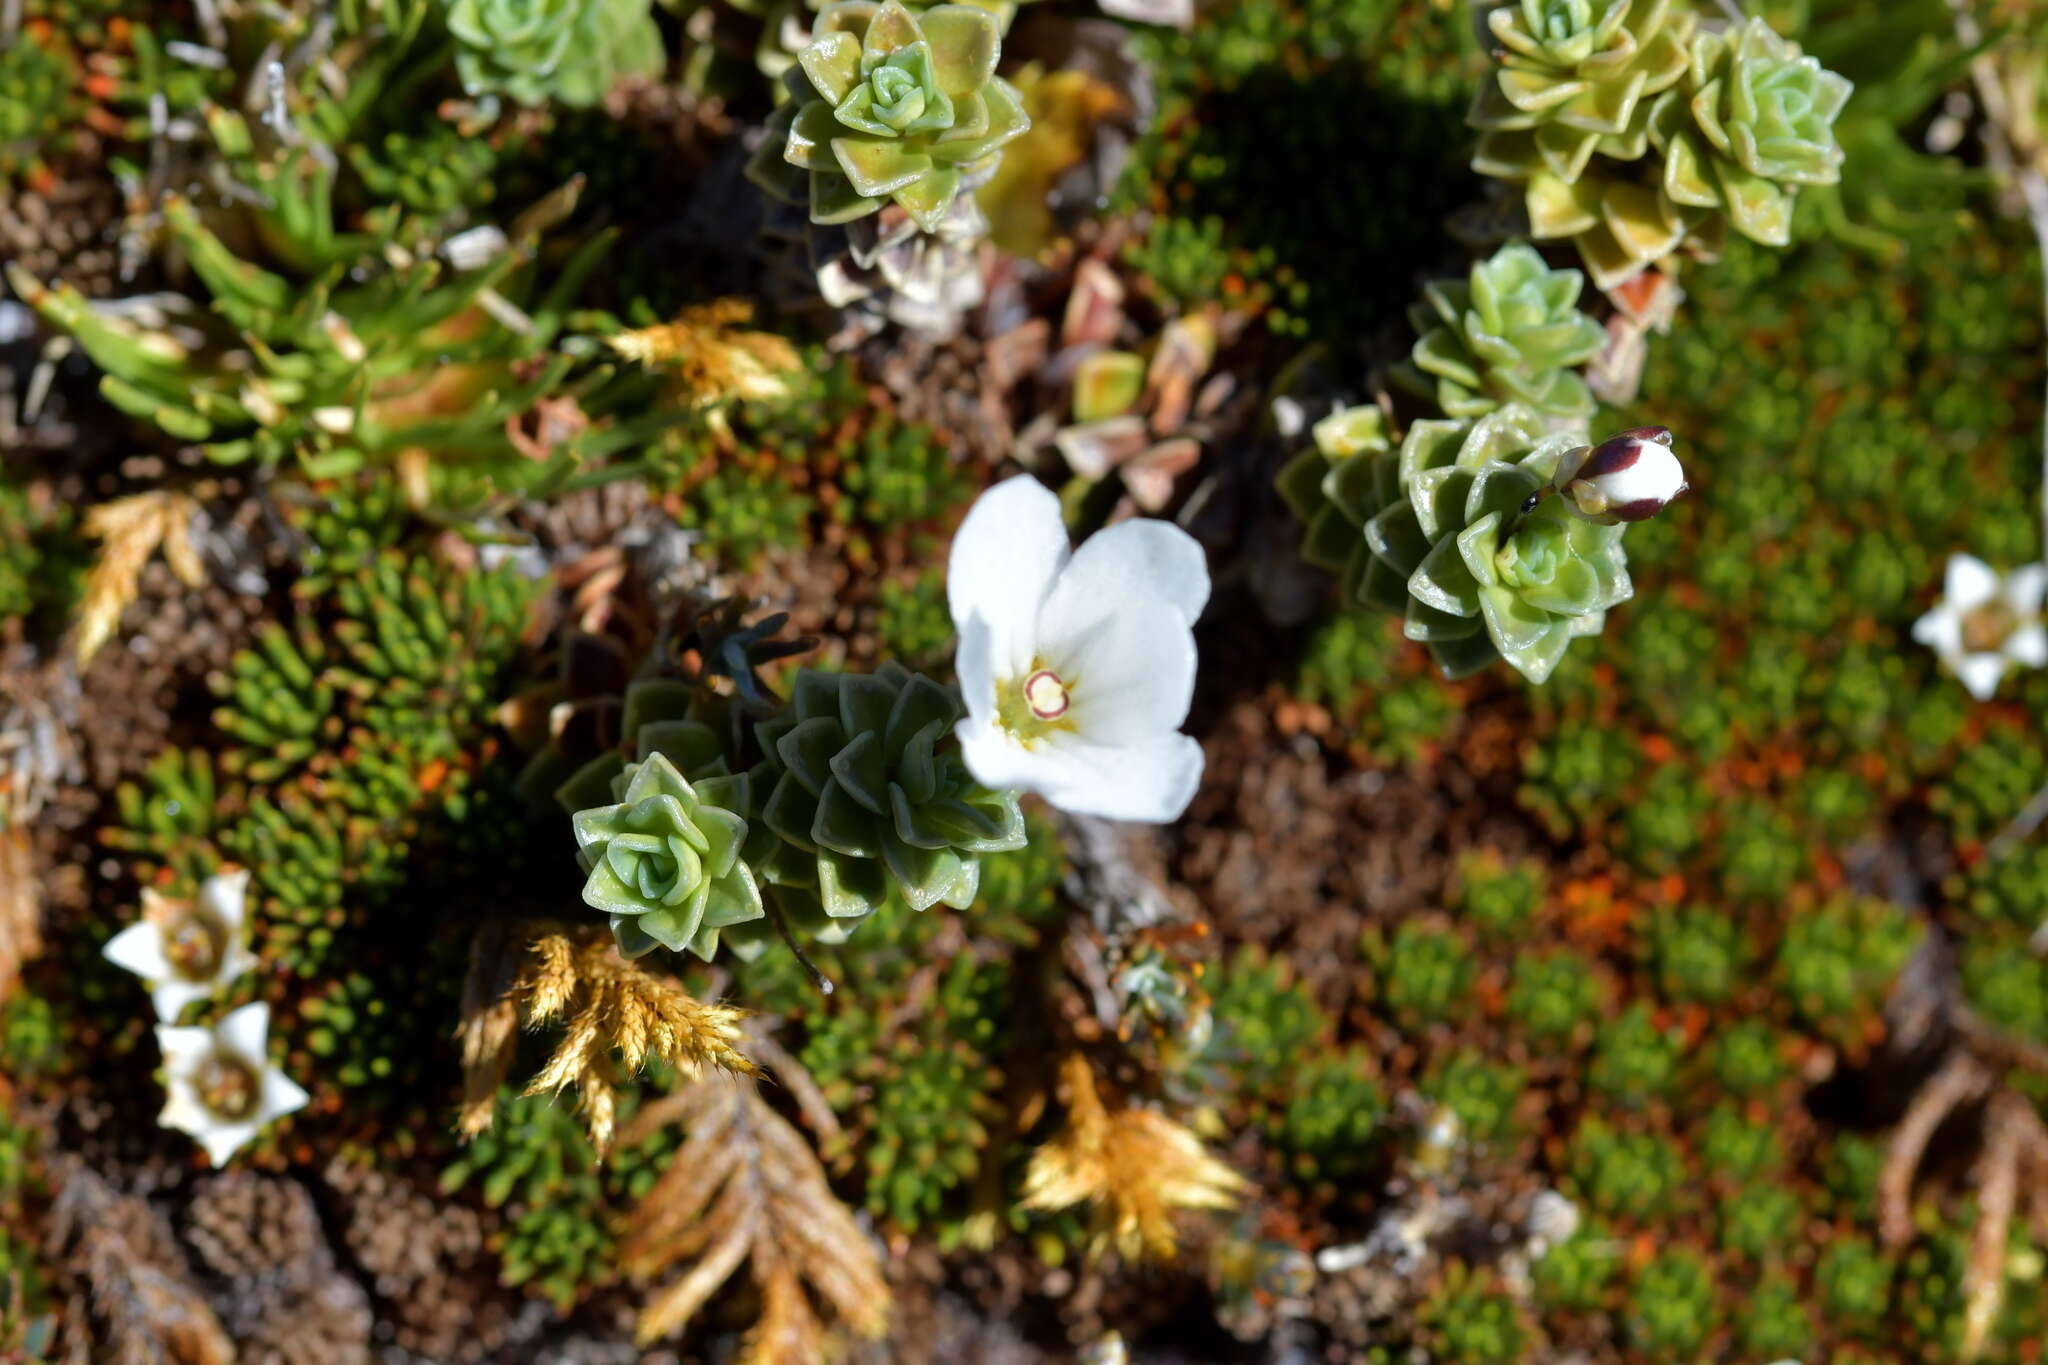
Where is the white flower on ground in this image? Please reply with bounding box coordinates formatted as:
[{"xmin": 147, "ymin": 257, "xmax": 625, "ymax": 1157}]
[
  {"xmin": 948, "ymin": 475, "xmax": 1210, "ymax": 823},
  {"xmin": 102, "ymin": 869, "xmax": 258, "ymax": 1022},
  {"xmin": 1912, "ymin": 553, "xmax": 2048, "ymax": 701},
  {"xmin": 155, "ymin": 1001, "xmax": 310, "ymax": 1167}
]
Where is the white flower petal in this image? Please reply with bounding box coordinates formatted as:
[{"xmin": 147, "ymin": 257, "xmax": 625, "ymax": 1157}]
[
  {"xmin": 150, "ymin": 978, "xmax": 214, "ymax": 1025},
  {"xmin": 200, "ymin": 867, "xmax": 252, "ymax": 931},
  {"xmin": 956, "ymin": 710, "xmax": 1046, "ymax": 793},
  {"xmin": 259, "ymin": 1068, "xmax": 311, "ymax": 1126},
  {"xmin": 155, "ymin": 1024, "xmax": 214, "ymax": 1078},
  {"xmin": 1944, "ymin": 553, "xmax": 1998, "ymax": 611},
  {"xmin": 2008, "ymin": 564, "xmax": 2048, "ymax": 617},
  {"xmin": 218, "ymin": 940, "xmax": 260, "ymax": 989},
  {"xmin": 1956, "ymin": 652, "xmax": 2007, "ymax": 701},
  {"xmin": 159, "ymin": 1083, "xmax": 210, "ymax": 1132},
  {"xmin": 2009, "ymin": 623, "xmax": 2048, "ymax": 668},
  {"xmin": 216, "ymin": 1001, "xmax": 271, "ymax": 1067},
  {"xmin": 103, "ymin": 922, "xmax": 174, "ymax": 982},
  {"xmin": 1034, "ymin": 518, "xmax": 1210, "ymax": 670},
  {"xmin": 1062, "ymin": 598, "xmax": 1198, "ymax": 742},
  {"xmin": 196, "ymin": 1120, "xmax": 262, "ymax": 1168},
  {"xmin": 1912, "ymin": 604, "xmax": 1963, "ymax": 658},
  {"xmin": 955, "ymin": 612, "xmax": 999, "ymax": 731},
  {"xmin": 948, "ymin": 476, "xmax": 1070, "ymax": 679},
  {"xmin": 1009, "ymin": 731, "xmax": 1206, "ymax": 823}
]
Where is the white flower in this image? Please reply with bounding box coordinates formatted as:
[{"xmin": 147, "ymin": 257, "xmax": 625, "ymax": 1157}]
[
  {"xmin": 103, "ymin": 869, "xmax": 258, "ymax": 1022},
  {"xmin": 948, "ymin": 476, "xmax": 1209, "ymax": 823},
  {"xmin": 1912, "ymin": 553, "xmax": 2048, "ymax": 701},
  {"xmin": 155, "ymin": 1001, "xmax": 310, "ymax": 1167}
]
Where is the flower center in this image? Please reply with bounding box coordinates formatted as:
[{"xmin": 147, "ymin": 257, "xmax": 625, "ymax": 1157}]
[
  {"xmin": 1963, "ymin": 600, "xmax": 2019, "ymax": 654},
  {"xmin": 1023, "ymin": 669, "xmax": 1070, "ymax": 721},
  {"xmin": 995, "ymin": 660, "xmax": 1079, "ymax": 747},
  {"xmin": 163, "ymin": 906, "xmax": 227, "ymax": 981},
  {"xmin": 197, "ymin": 1052, "xmax": 261, "ymax": 1121}
]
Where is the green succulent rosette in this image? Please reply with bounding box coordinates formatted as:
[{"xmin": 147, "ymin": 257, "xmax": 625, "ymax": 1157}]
[
  {"xmin": 1361, "ymin": 405, "xmax": 1633, "ymax": 684},
  {"xmin": 1276, "ymin": 405, "xmax": 1413, "ymax": 616},
  {"xmin": 1521, "ymin": 167, "xmax": 1725, "ymax": 292},
  {"xmin": 1469, "ymin": 0, "xmax": 1698, "ymax": 186},
  {"xmin": 744, "ymin": 0, "xmax": 1031, "ymax": 231},
  {"xmin": 570, "ymin": 750, "xmax": 766, "ymax": 959},
  {"xmin": 1397, "ymin": 243, "xmax": 1607, "ymax": 424},
  {"xmin": 751, "ymin": 663, "xmax": 1026, "ymax": 934},
  {"xmin": 444, "ymin": 0, "xmax": 664, "ymax": 108},
  {"xmin": 1644, "ymin": 17, "xmax": 1851, "ymax": 249}
]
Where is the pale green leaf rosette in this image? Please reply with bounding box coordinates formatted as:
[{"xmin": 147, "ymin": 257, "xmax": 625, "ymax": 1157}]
[
  {"xmin": 1276, "ymin": 405, "xmax": 1414, "ymax": 616},
  {"xmin": 1360, "ymin": 405, "xmax": 1637, "ymax": 684},
  {"xmin": 1396, "ymin": 243, "xmax": 1608, "ymax": 424},
  {"xmin": 571, "ymin": 751, "xmax": 766, "ymax": 960},
  {"xmin": 1469, "ymin": 0, "xmax": 1698, "ymax": 185},
  {"xmin": 1645, "ymin": 17, "xmax": 1851, "ymax": 248},
  {"xmin": 744, "ymin": 0, "xmax": 1032, "ymax": 231},
  {"xmin": 445, "ymin": 0, "xmax": 664, "ymax": 108}
]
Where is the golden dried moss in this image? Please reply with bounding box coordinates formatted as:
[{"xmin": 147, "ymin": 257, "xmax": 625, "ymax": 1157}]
[
  {"xmin": 458, "ymin": 924, "xmax": 754, "ymax": 1152},
  {"xmin": 1021, "ymin": 1052, "xmax": 1248, "ymax": 1263}
]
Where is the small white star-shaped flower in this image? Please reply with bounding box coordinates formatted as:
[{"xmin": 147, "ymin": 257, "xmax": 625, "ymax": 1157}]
[
  {"xmin": 103, "ymin": 869, "xmax": 258, "ymax": 1022},
  {"xmin": 156, "ymin": 1001, "xmax": 309, "ymax": 1168},
  {"xmin": 948, "ymin": 475, "xmax": 1210, "ymax": 823},
  {"xmin": 1911, "ymin": 553, "xmax": 2048, "ymax": 701}
]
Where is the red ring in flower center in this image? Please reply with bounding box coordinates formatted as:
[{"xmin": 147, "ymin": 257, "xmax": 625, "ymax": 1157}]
[{"xmin": 1023, "ymin": 669, "xmax": 1070, "ymax": 721}]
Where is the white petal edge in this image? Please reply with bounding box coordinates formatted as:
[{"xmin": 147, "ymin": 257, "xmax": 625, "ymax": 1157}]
[
  {"xmin": 104, "ymin": 922, "xmax": 174, "ymax": 982},
  {"xmin": 216, "ymin": 1001, "xmax": 272, "ymax": 1066},
  {"xmin": 955, "ymin": 611, "xmax": 999, "ymax": 732},
  {"xmin": 1912, "ymin": 604, "xmax": 1962, "ymax": 658},
  {"xmin": 1003, "ymin": 731, "xmax": 1205, "ymax": 824},
  {"xmin": 1956, "ymin": 652, "xmax": 2007, "ymax": 702},
  {"xmin": 1944, "ymin": 553, "xmax": 1999, "ymax": 611},
  {"xmin": 2008, "ymin": 623, "xmax": 2048, "ymax": 669},
  {"xmin": 1033, "ymin": 517, "xmax": 1211, "ymax": 673},
  {"xmin": 2008, "ymin": 563, "xmax": 2048, "ymax": 617},
  {"xmin": 150, "ymin": 978, "xmax": 214, "ymax": 1025},
  {"xmin": 196, "ymin": 1120, "xmax": 262, "ymax": 1168},
  {"xmin": 259, "ymin": 1068, "xmax": 311, "ymax": 1125},
  {"xmin": 155, "ymin": 1023, "xmax": 214, "ymax": 1078},
  {"xmin": 947, "ymin": 476, "xmax": 1070, "ymax": 680},
  {"xmin": 200, "ymin": 867, "xmax": 252, "ymax": 930},
  {"xmin": 1060, "ymin": 602, "xmax": 1198, "ymax": 742}
]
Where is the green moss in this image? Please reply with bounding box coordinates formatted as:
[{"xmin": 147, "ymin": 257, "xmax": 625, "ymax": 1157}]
[
  {"xmin": 1426, "ymin": 1050, "xmax": 1526, "ymax": 1145},
  {"xmin": 1817, "ymin": 1236, "xmax": 1894, "ymax": 1335},
  {"xmin": 873, "ymin": 571, "xmax": 955, "ymax": 671},
  {"xmin": 1644, "ymin": 905, "xmax": 1745, "ymax": 1005},
  {"xmin": 1777, "ymin": 895, "xmax": 1919, "ymax": 1042},
  {"xmin": 1534, "ymin": 1220, "xmax": 1622, "ymax": 1313},
  {"xmin": 440, "ymin": 1091, "xmax": 612, "ymax": 1310},
  {"xmin": 1273, "ymin": 1051, "xmax": 1384, "ymax": 1180},
  {"xmin": 1626, "ymin": 1246, "xmax": 1717, "ymax": 1358},
  {"xmin": 1568, "ymin": 1119, "xmax": 1686, "ymax": 1218},
  {"xmin": 1697, "ymin": 1103, "xmax": 1783, "ymax": 1182},
  {"xmin": 1709, "ymin": 1018, "xmax": 1789, "ymax": 1096},
  {"xmin": 1453, "ymin": 850, "xmax": 1545, "ymax": 939},
  {"xmin": 1739, "ymin": 1272, "xmax": 1815, "ymax": 1358},
  {"xmin": 1519, "ymin": 720, "xmax": 1638, "ymax": 839},
  {"xmin": 1373, "ymin": 922, "xmax": 1477, "ymax": 1028},
  {"xmin": 1294, "ymin": 614, "xmax": 1402, "ymax": 712},
  {"xmin": 1421, "ymin": 1264, "xmax": 1527, "ymax": 1365},
  {"xmin": 1505, "ymin": 948, "xmax": 1604, "ymax": 1044},
  {"xmin": 1586, "ymin": 1003, "xmax": 1685, "ymax": 1108},
  {"xmin": 1717, "ymin": 1182, "xmax": 1804, "ymax": 1263}
]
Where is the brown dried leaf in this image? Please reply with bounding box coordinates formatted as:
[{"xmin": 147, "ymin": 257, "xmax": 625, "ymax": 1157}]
[
  {"xmin": 0, "ymin": 824, "xmax": 43, "ymax": 1007},
  {"xmin": 48, "ymin": 1165, "xmax": 235, "ymax": 1365},
  {"xmin": 622, "ymin": 1070, "xmax": 888, "ymax": 1353}
]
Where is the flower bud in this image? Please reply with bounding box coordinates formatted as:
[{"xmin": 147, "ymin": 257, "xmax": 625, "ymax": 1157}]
[{"xmin": 1554, "ymin": 426, "xmax": 1687, "ymax": 523}]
